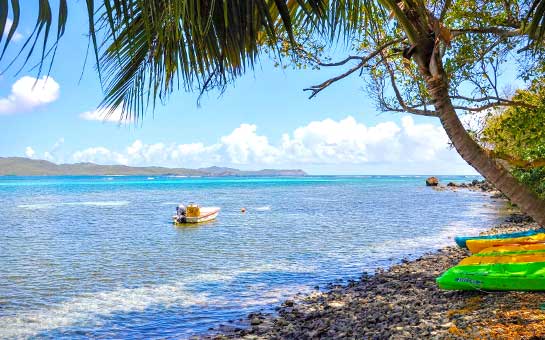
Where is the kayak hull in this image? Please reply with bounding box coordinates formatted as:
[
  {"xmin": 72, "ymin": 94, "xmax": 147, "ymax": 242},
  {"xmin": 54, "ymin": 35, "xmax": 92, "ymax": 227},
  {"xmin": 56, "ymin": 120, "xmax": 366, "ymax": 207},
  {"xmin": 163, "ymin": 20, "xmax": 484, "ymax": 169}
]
[
  {"xmin": 466, "ymin": 233, "xmax": 545, "ymax": 254},
  {"xmin": 455, "ymin": 229, "xmax": 545, "ymax": 249},
  {"xmin": 437, "ymin": 261, "xmax": 545, "ymax": 291}
]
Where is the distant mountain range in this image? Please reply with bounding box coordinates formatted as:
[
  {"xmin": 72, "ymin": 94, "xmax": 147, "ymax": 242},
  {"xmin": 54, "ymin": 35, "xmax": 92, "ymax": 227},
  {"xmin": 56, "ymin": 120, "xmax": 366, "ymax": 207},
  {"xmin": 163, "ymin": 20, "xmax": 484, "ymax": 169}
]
[{"xmin": 0, "ymin": 157, "xmax": 307, "ymax": 177}]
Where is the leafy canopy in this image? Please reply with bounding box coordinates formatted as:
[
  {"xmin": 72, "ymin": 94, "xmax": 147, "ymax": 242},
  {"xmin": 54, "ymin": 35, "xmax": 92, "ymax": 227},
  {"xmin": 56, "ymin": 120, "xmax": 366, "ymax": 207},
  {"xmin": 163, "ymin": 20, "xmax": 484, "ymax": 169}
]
[{"xmin": 482, "ymin": 81, "xmax": 545, "ymax": 198}]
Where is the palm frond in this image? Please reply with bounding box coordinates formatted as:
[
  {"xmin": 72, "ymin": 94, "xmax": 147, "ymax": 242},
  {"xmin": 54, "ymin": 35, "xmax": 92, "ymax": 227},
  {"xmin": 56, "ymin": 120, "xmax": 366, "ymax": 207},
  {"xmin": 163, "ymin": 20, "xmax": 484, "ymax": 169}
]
[
  {"xmin": 1, "ymin": 0, "xmax": 68, "ymax": 76},
  {"xmin": 1, "ymin": 1, "xmax": 372, "ymax": 121}
]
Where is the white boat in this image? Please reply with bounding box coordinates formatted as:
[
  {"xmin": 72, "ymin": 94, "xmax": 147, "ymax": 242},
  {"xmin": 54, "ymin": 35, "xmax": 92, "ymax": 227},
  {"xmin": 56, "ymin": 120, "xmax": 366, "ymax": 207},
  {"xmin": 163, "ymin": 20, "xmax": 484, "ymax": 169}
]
[{"xmin": 173, "ymin": 205, "xmax": 220, "ymax": 224}]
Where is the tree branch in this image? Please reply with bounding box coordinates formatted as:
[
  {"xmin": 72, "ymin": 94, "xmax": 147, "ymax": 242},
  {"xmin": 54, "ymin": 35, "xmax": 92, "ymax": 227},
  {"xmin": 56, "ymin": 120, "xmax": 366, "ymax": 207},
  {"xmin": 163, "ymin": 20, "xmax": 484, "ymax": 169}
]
[
  {"xmin": 453, "ymin": 98, "xmax": 536, "ymax": 112},
  {"xmin": 304, "ymin": 38, "xmax": 406, "ymax": 99},
  {"xmin": 487, "ymin": 149, "xmax": 545, "ymax": 169},
  {"xmin": 451, "ymin": 27, "xmax": 521, "ymax": 38},
  {"xmin": 381, "ymin": 55, "xmax": 438, "ymax": 117},
  {"xmin": 450, "ymin": 95, "xmax": 536, "ymax": 111}
]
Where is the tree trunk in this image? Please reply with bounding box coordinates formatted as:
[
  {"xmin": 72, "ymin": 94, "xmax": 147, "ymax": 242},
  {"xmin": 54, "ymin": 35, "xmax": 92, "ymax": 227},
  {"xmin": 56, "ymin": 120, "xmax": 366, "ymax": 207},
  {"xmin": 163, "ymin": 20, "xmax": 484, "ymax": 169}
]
[{"xmin": 424, "ymin": 73, "xmax": 545, "ymax": 226}]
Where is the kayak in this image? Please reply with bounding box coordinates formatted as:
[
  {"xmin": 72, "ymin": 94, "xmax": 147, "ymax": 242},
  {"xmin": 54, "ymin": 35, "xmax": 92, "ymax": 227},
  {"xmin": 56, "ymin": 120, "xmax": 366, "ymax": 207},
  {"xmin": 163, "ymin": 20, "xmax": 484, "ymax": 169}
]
[
  {"xmin": 437, "ymin": 244, "xmax": 545, "ymax": 290},
  {"xmin": 455, "ymin": 228, "xmax": 545, "ymax": 249},
  {"xmin": 436, "ymin": 262, "xmax": 545, "ymax": 290},
  {"xmin": 466, "ymin": 233, "xmax": 545, "ymax": 254},
  {"xmin": 173, "ymin": 207, "xmax": 220, "ymax": 224},
  {"xmin": 476, "ymin": 243, "xmax": 545, "ymax": 256}
]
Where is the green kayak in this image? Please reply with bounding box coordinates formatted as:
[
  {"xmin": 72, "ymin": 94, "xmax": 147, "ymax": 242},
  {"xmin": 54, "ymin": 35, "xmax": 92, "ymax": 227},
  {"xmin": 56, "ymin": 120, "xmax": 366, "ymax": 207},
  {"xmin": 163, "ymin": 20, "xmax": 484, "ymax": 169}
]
[
  {"xmin": 437, "ymin": 262, "xmax": 545, "ymax": 290},
  {"xmin": 437, "ymin": 244, "xmax": 545, "ymax": 290}
]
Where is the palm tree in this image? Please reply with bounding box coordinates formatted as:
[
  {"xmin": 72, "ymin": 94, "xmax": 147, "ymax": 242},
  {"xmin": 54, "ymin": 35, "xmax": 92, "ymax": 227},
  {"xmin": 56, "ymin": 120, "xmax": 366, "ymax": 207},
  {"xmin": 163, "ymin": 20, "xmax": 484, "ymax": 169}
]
[
  {"xmin": 528, "ymin": 0, "xmax": 545, "ymax": 42},
  {"xmin": 2, "ymin": 0, "xmax": 545, "ymax": 225}
]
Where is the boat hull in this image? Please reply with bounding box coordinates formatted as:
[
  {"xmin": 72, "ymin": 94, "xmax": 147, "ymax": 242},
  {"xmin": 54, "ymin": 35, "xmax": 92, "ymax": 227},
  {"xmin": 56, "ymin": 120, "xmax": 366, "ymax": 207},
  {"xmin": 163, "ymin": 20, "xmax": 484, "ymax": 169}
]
[
  {"xmin": 173, "ymin": 207, "xmax": 220, "ymax": 224},
  {"xmin": 455, "ymin": 229, "xmax": 545, "ymax": 249}
]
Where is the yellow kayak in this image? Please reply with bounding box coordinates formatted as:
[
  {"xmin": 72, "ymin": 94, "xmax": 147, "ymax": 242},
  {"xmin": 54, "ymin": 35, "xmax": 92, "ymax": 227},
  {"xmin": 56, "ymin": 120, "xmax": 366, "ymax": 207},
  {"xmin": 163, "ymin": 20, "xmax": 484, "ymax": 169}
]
[
  {"xmin": 477, "ymin": 243, "xmax": 545, "ymax": 255},
  {"xmin": 466, "ymin": 233, "xmax": 545, "ymax": 253}
]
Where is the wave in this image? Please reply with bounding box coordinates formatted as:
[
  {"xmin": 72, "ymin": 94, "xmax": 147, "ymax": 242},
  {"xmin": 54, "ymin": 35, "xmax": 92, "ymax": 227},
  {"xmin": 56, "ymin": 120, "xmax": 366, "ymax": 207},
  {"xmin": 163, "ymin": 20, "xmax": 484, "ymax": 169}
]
[
  {"xmin": 371, "ymin": 220, "xmax": 483, "ymax": 254},
  {"xmin": 255, "ymin": 206, "xmax": 271, "ymax": 211},
  {"xmin": 18, "ymin": 201, "xmax": 130, "ymax": 209}
]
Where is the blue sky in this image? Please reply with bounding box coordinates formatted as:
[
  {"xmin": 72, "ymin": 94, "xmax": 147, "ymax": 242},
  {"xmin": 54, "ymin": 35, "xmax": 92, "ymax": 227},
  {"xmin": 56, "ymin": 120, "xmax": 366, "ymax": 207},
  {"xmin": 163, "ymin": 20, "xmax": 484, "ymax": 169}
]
[{"xmin": 0, "ymin": 2, "xmax": 478, "ymax": 175}]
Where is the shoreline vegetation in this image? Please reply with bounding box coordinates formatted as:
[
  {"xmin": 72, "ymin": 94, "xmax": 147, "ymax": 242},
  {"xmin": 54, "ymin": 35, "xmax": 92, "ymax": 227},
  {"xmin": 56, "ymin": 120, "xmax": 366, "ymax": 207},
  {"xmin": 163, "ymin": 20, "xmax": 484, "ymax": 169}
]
[{"xmin": 204, "ymin": 182, "xmax": 544, "ymax": 340}]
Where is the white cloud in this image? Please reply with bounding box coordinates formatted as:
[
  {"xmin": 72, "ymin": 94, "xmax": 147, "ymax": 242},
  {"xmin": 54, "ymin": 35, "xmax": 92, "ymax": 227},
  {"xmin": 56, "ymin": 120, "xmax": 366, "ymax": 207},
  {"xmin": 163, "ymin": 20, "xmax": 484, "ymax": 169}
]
[
  {"xmin": 25, "ymin": 147, "xmax": 35, "ymax": 158},
  {"xmin": 64, "ymin": 115, "xmax": 472, "ymax": 174},
  {"xmin": 52, "ymin": 138, "xmax": 65, "ymax": 152},
  {"xmin": 280, "ymin": 117, "xmax": 403, "ymax": 164},
  {"xmin": 72, "ymin": 147, "xmax": 128, "ymax": 165},
  {"xmin": 0, "ymin": 76, "xmax": 60, "ymax": 114},
  {"xmin": 43, "ymin": 151, "xmax": 54, "ymax": 161},
  {"xmin": 3, "ymin": 19, "xmax": 23, "ymax": 42},
  {"xmin": 221, "ymin": 124, "xmax": 280, "ymax": 164},
  {"xmin": 80, "ymin": 107, "xmax": 133, "ymax": 124}
]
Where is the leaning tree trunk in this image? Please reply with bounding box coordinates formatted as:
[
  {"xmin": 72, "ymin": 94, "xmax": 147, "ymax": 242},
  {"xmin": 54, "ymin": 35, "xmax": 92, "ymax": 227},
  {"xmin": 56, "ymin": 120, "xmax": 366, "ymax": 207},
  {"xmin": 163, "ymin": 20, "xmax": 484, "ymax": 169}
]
[{"xmin": 423, "ymin": 71, "xmax": 545, "ymax": 226}]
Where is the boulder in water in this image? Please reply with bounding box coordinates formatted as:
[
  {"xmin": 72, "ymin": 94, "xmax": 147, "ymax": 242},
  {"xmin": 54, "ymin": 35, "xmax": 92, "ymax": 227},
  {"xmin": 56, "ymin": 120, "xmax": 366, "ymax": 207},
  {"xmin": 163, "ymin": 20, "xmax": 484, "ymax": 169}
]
[{"xmin": 426, "ymin": 177, "xmax": 439, "ymax": 186}]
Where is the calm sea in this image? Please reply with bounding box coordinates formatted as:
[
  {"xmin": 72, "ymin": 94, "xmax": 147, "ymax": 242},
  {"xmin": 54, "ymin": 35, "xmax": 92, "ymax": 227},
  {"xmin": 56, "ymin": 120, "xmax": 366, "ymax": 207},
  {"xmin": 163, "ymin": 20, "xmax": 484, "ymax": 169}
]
[{"xmin": 0, "ymin": 175, "xmax": 504, "ymax": 339}]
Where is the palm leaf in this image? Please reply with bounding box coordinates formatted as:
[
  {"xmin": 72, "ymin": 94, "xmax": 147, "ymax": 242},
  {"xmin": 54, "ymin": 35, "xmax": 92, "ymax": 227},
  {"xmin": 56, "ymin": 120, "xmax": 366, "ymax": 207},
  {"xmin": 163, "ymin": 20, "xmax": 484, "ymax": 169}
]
[{"xmin": 1, "ymin": 0, "xmax": 370, "ymax": 121}]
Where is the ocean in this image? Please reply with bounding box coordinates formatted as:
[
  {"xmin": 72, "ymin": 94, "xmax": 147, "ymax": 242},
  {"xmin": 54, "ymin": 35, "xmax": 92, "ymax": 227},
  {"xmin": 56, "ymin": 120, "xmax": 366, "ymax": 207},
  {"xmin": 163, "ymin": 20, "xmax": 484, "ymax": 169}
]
[{"xmin": 0, "ymin": 175, "xmax": 504, "ymax": 339}]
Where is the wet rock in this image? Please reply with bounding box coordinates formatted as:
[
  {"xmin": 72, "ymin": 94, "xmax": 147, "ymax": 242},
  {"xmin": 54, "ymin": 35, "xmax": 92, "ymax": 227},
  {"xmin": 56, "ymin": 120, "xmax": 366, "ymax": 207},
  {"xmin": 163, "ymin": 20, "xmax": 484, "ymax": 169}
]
[
  {"xmin": 250, "ymin": 317, "xmax": 262, "ymax": 326},
  {"xmin": 490, "ymin": 191, "xmax": 506, "ymax": 199},
  {"xmin": 505, "ymin": 213, "xmax": 534, "ymax": 223},
  {"xmin": 426, "ymin": 177, "xmax": 439, "ymax": 186}
]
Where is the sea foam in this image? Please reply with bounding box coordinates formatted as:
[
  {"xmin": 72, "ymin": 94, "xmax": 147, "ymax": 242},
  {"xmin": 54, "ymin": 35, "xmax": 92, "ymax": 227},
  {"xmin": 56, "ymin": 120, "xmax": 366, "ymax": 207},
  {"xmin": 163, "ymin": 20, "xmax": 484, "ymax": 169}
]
[
  {"xmin": 0, "ymin": 264, "xmax": 313, "ymax": 338},
  {"xmin": 18, "ymin": 201, "xmax": 130, "ymax": 209}
]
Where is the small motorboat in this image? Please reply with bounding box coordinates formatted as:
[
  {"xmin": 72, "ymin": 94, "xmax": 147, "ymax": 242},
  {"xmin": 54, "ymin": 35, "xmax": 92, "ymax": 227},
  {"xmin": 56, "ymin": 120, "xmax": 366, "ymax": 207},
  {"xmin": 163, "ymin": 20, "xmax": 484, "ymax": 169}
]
[{"xmin": 173, "ymin": 203, "xmax": 220, "ymax": 224}]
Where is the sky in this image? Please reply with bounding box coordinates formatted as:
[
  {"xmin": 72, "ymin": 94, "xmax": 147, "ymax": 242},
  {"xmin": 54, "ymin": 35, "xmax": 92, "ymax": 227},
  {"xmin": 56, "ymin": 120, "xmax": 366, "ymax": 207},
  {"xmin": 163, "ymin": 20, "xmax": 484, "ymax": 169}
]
[{"xmin": 0, "ymin": 3, "xmax": 480, "ymax": 175}]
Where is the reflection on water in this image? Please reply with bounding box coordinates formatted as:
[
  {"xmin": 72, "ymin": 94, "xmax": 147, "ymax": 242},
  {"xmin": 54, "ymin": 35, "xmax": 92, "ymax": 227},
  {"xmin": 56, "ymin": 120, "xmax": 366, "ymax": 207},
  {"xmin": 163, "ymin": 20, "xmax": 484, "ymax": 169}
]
[{"xmin": 0, "ymin": 175, "xmax": 503, "ymax": 338}]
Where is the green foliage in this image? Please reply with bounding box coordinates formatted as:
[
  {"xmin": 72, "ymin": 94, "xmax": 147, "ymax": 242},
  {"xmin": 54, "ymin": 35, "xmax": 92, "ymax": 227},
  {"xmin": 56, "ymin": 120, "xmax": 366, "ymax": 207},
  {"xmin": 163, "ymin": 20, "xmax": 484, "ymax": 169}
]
[
  {"xmin": 512, "ymin": 166, "xmax": 545, "ymax": 199},
  {"xmin": 482, "ymin": 81, "xmax": 545, "ymax": 198},
  {"xmin": 482, "ymin": 81, "xmax": 545, "ymax": 161}
]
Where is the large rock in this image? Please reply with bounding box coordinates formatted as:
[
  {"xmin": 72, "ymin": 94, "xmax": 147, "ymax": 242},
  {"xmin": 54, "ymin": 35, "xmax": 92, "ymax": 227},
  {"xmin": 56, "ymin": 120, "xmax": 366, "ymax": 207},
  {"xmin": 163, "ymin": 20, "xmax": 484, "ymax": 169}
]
[{"xmin": 426, "ymin": 177, "xmax": 439, "ymax": 186}]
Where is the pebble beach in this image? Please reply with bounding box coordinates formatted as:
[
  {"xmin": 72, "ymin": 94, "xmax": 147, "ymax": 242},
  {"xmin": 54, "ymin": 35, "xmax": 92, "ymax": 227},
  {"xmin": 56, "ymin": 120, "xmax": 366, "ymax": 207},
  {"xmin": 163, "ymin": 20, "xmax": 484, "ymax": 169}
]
[{"xmin": 206, "ymin": 184, "xmax": 545, "ymax": 340}]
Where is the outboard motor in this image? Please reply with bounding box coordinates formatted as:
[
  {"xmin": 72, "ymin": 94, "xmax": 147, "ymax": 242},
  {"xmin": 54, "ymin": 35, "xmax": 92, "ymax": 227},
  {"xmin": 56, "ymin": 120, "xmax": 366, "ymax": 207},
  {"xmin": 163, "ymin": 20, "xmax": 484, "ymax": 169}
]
[{"xmin": 176, "ymin": 204, "xmax": 187, "ymax": 223}]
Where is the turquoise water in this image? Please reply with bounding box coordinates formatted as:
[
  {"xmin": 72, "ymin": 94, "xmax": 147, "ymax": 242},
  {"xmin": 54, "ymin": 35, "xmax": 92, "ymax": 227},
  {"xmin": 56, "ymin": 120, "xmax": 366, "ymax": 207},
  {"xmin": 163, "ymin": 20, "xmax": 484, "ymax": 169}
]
[{"xmin": 0, "ymin": 175, "xmax": 503, "ymax": 339}]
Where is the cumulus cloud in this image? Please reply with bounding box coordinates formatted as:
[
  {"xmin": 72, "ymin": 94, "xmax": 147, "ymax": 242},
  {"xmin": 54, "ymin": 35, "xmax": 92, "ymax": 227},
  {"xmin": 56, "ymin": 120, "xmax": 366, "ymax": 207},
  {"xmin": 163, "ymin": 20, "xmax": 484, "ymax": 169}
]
[
  {"xmin": 66, "ymin": 115, "xmax": 468, "ymax": 173},
  {"xmin": 80, "ymin": 106, "xmax": 134, "ymax": 124},
  {"xmin": 25, "ymin": 147, "xmax": 35, "ymax": 158},
  {"xmin": 221, "ymin": 124, "xmax": 280, "ymax": 164},
  {"xmin": 0, "ymin": 76, "xmax": 60, "ymax": 114},
  {"xmin": 72, "ymin": 147, "xmax": 129, "ymax": 165},
  {"xmin": 3, "ymin": 19, "xmax": 23, "ymax": 42}
]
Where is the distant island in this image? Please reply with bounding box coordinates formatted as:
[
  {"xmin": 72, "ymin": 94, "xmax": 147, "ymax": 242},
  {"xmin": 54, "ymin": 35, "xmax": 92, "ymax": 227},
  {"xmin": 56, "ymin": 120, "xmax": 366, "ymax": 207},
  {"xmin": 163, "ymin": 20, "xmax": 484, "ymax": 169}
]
[{"xmin": 0, "ymin": 157, "xmax": 307, "ymax": 177}]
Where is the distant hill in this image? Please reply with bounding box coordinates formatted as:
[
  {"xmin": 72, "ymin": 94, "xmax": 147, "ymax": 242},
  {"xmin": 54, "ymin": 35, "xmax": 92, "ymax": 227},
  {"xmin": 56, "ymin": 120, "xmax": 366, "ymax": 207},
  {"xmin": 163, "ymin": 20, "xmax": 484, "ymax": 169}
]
[{"xmin": 0, "ymin": 157, "xmax": 307, "ymax": 177}]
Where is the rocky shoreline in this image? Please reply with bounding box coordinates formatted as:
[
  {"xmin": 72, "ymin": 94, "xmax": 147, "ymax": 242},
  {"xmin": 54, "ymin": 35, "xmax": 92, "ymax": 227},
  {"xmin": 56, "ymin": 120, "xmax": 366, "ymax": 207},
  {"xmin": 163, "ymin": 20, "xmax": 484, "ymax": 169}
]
[{"xmin": 202, "ymin": 213, "xmax": 543, "ymax": 340}]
